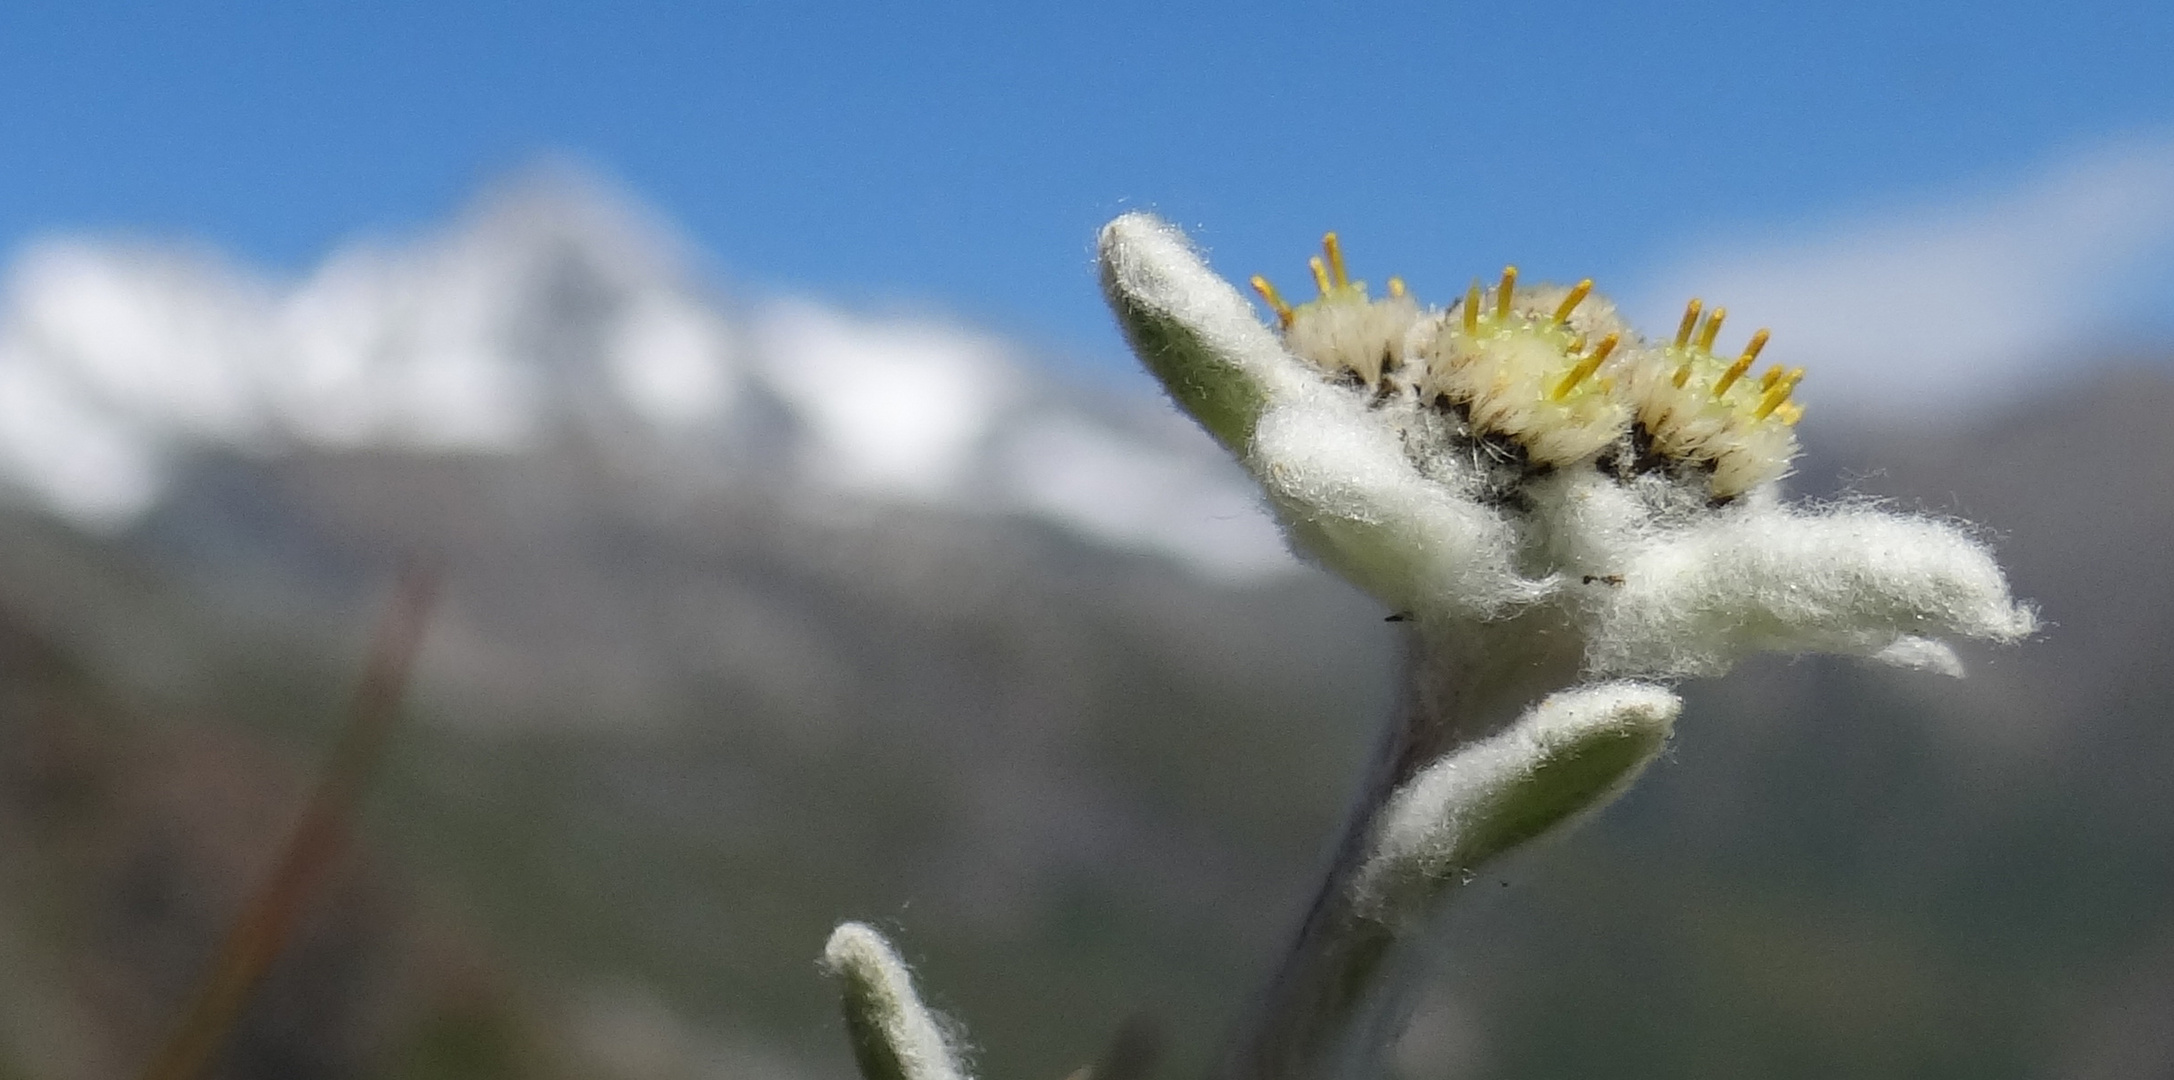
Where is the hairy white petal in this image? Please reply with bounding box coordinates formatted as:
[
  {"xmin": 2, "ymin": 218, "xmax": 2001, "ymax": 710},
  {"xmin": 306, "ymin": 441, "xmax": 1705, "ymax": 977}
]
[
  {"xmin": 1589, "ymin": 504, "xmax": 2037, "ymax": 677},
  {"xmin": 823, "ymin": 923, "xmax": 971, "ymax": 1080},
  {"xmin": 1353, "ymin": 682, "xmax": 1680, "ymax": 925},
  {"xmin": 1872, "ymin": 635, "xmax": 1967, "ymax": 677},
  {"xmin": 1525, "ymin": 470, "xmax": 1666, "ymax": 580},
  {"xmin": 1104, "ymin": 215, "xmax": 1304, "ymax": 408},
  {"xmin": 1252, "ymin": 391, "xmax": 1537, "ymax": 617}
]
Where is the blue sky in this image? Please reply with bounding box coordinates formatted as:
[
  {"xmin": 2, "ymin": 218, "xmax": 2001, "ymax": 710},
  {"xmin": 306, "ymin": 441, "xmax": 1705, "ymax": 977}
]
[{"xmin": 3, "ymin": 0, "xmax": 2171, "ymax": 394}]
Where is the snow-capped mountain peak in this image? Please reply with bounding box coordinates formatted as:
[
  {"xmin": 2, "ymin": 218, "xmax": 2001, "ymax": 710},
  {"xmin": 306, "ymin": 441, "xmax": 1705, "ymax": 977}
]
[{"xmin": 0, "ymin": 170, "xmax": 1292, "ymax": 579}]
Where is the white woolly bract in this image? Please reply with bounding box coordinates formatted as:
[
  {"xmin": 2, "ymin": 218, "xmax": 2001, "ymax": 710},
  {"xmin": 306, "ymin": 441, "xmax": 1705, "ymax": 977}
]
[
  {"xmin": 1522, "ymin": 469, "xmax": 1671, "ymax": 576},
  {"xmin": 1096, "ymin": 214, "xmax": 1315, "ymax": 402},
  {"xmin": 1284, "ymin": 289, "xmax": 1421, "ymax": 386},
  {"xmin": 1585, "ymin": 504, "xmax": 2038, "ymax": 677},
  {"xmin": 1352, "ymin": 681, "xmax": 1680, "ymax": 925},
  {"xmin": 823, "ymin": 922, "xmax": 971, "ymax": 1080},
  {"xmin": 1251, "ymin": 389, "xmax": 1538, "ymax": 617}
]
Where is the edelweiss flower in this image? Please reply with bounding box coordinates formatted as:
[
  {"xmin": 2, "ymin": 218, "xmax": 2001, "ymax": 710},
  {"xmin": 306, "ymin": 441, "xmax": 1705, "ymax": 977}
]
[
  {"xmin": 1099, "ymin": 212, "xmax": 2032, "ymax": 695},
  {"xmin": 811, "ymin": 215, "xmax": 2040, "ymax": 1080},
  {"xmin": 1096, "ymin": 212, "xmax": 2037, "ymax": 1079}
]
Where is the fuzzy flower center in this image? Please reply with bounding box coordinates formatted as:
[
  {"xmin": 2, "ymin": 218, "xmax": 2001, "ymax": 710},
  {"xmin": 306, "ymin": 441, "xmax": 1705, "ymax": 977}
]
[{"xmin": 1251, "ymin": 234, "xmax": 1805, "ymax": 499}]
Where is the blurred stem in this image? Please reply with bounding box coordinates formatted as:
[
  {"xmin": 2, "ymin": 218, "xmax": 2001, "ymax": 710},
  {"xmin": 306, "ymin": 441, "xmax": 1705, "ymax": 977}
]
[
  {"xmin": 137, "ymin": 566, "xmax": 438, "ymax": 1080},
  {"xmin": 1213, "ymin": 619, "xmax": 1582, "ymax": 1080}
]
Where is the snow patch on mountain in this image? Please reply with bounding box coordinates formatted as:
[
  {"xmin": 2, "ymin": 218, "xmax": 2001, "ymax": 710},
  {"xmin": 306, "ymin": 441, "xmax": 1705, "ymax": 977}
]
[
  {"xmin": 757, "ymin": 300, "xmax": 1014, "ymax": 500},
  {"xmin": 0, "ymin": 172, "xmax": 1293, "ymax": 579},
  {"xmin": 999, "ymin": 413, "xmax": 1293, "ymax": 580}
]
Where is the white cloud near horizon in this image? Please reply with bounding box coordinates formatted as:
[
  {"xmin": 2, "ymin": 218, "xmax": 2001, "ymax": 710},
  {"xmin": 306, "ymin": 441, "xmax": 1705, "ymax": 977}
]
[{"xmin": 1638, "ymin": 133, "xmax": 2174, "ymax": 415}]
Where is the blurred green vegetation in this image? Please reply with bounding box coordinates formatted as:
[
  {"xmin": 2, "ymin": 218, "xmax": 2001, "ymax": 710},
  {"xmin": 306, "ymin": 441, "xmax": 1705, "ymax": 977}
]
[{"xmin": 2, "ymin": 369, "xmax": 2172, "ymax": 1078}]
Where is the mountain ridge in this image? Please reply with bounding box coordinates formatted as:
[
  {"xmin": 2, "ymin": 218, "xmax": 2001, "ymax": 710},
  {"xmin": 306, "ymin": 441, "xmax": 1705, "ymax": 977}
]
[{"xmin": 0, "ymin": 169, "xmax": 1290, "ymax": 580}]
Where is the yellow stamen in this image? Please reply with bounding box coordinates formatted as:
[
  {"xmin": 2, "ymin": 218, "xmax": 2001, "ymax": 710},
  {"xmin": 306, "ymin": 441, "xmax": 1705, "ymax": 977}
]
[
  {"xmin": 1674, "ymin": 299, "xmax": 1703, "ymax": 348},
  {"xmin": 1387, "ymin": 276, "xmax": 1407, "ymax": 299},
  {"xmin": 1251, "ymin": 275, "xmax": 1294, "ymax": 327},
  {"xmin": 1758, "ymin": 363, "xmax": 1785, "ymax": 391},
  {"xmin": 1752, "ymin": 367, "xmax": 1806, "ymax": 419},
  {"xmin": 1322, "ymin": 233, "xmax": 1349, "ymax": 288},
  {"xmin": 1672, "ymin": 363, "xmax": 1692, "ymax": 389},
  {"xmin": 1552, "ymin": 333, "xmax": 1619, "ymax": 400},
  {"xmin": 1495, "ymin": 266, "xmax": 1517, "ymax": 321},
  {"xmin": 1695, "ymin": 306, "xmax": 1727, "ymax": 352},
  {"xmin": 1464, "ymin": 280, "xmax": 1482, "ymax": 334},
  {"xmin": 1775, "ymin": 401, "xmax": 1805, "ymax": 425},
  {"xmin": 1753, "ymin": 389, "xmax": 1788, "ymax": 419},
  {"xmin": 1741, "ymin": 327, "xmax": 1770, "ymax": 364},
  {"xmin": 1552, "ymin": 279, "xmax": 1593, "ymax": 324},
  {"xmin": 1308, "ymin": 256, "xmax": 1331, "ymax": 296},
  {"xmin": 1712, "ymin": 329, "xmax": 1768, "ymax": 396}
]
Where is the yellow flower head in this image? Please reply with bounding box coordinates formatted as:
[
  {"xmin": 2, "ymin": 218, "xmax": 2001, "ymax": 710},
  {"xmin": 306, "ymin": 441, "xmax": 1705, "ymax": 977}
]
[
  {"xmin": 1618, "ymin": 299, "xmax": 1802, "ymax": 498},
  {"xmin": 1250, "ymin": 233, "xmax": 1805, "ymax": 498}
]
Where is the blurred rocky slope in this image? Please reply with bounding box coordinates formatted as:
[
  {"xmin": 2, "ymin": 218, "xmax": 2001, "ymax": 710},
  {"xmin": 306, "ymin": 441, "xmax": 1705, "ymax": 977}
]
[{"xmin": 0, "ymin": 177, "xmax": 2169, "ymax": 1078}]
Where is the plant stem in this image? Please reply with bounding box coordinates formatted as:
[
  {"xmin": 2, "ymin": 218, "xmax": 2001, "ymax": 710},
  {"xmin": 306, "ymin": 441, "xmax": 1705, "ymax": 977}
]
[{"xmin": 1214, "ymin": 619, "xmax": 1582, "ymax": 1080}]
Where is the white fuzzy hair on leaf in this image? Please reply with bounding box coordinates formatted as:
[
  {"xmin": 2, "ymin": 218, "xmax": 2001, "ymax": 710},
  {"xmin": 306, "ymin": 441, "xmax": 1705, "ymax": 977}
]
[
  {"xmin": 1251, "ymin": 389, "xmax": 1541, "ymax": 617},
  {"xmin": 1584, "ymin": 502, "xmax": 2038, "ymax": 678},
  {"xmin": 1353, "ymin": 682, "xmax": 1681, "ymax": 926},
  {"xmin": 1096, "ymin": 216, "xmax": 1296, "ymax": 384},
  {"xmin": 823, "ymin": 922, "xmax": 972, "ymax": 1080}
]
